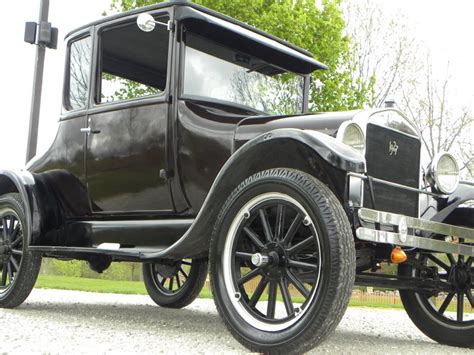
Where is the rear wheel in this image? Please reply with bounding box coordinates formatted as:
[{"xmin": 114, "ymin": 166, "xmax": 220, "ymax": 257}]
[
  {"xmin": 0, "ymin": 193, "xmax": 41, "ymax": 308},
  {"xmin": 143, "ymin": 258, "xmax": 207, "ymax": 308},
  {"xmin": 399, "ymin": 244, "xmax": 473, "ymax": 348},
  {"xmin": 210, "ymin": 169, "xmax": 355, "ymax": 353}
]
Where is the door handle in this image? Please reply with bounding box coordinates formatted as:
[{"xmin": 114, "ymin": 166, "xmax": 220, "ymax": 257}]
[{"xmin": 80, "ymin": 127, "xmax": 101, "ymax": 134}]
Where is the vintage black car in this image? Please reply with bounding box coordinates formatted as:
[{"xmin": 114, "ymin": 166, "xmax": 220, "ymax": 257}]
[{"xmin": 0, "ymin": 1, "xmax": 472, "ymax": 352}]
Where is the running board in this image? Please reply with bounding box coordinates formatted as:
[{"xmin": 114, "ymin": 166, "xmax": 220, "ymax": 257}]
[
  {"xmin": 28, "ymin": 245, "xmax": 168, "ymax": 261},
  {"xmin": 357, "ymin": 208, "xmax": 474, "ymax": 257}
]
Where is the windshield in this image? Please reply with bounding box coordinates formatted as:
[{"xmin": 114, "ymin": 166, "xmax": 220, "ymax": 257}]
[{"xmin": 183, "ymin": 33, "xmax": 304, "ymax": 115}]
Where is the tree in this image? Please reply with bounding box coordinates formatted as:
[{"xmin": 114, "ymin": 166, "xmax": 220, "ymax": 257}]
[
  {"xmin": 342, "ymin": 0, "xmax": 420, "ymax": 108},
  {"xmin": 344, "ymin": 0, "xmax": 472, "ymax": 178},
  {"xmin": 108, "ymin": 0, "xmax": 373, "ymax": 111},
  {"xmin": 400, "ymin": 58, "xmax": 474, "ymax": 179}
]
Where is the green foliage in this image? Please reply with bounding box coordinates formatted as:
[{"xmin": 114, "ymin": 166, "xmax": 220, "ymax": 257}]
[
  {"xmin": 108, "ymin": 0, "xmax": 373, "ymax": 111},
  {"xmin": 41, "ymin": 259, "xmax": 143, "ymax": 281}
]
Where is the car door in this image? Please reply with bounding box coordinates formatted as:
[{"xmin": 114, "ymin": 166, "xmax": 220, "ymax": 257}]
[{"xmin": 85, "ymin": 13, "xmax": 174, "ymax": 214}]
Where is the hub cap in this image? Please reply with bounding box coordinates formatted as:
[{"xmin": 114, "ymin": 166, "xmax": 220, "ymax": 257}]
[{"xmin": 223, "ymin": 192, "xmax": 322, "ymax": 332}]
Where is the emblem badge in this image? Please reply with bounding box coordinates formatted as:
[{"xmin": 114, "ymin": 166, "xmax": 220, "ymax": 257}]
[{"xmin": 388, "ymin": 140, "xmax": 399, "ymax": 156}]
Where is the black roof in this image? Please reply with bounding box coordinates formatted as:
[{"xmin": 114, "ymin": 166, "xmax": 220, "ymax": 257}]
[{"xmin": 66, "ymin": 0, "xmax": 328, "ymax": 74}]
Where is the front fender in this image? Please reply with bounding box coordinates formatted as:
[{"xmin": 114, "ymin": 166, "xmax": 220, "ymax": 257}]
[
  {"xmin": 431, "ymin": 181, "xmax": 474, "ymax": 223},
  {"xmin": 234, "ymin": 128, "xmax": 366, "ymax": 173},
  {"xmin": 144, "ymin": 128, "xmax": 365, "ymax": 259}
]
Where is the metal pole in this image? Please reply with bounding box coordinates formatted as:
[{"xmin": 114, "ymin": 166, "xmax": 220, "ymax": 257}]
[{"xmin": 25, "ymin": 0, "xmax": 50, "ymax": 163}]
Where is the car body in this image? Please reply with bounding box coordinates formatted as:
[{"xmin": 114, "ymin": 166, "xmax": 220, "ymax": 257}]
[{"xmin": 0, "ymin": 1, "xmax": 472, "ymax": 352}]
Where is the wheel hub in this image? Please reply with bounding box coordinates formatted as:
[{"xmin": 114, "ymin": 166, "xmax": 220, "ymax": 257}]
[
  {"xmin": 251, "ymin": 242, "xmax": 288, "ymax": 279},
  {"xmin": 451, "ymin": 264, "xmax": 472, "ymax": 290},
  {"xmin": 154, "ymin": 260, "xmax": 181, "ymax": 278},
  {"xmin": 0, "ymin": 242, "xmax": 11, "ymax": 262}
]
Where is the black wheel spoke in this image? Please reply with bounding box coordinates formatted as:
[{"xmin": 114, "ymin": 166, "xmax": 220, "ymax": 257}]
[
  {"xmin": 447, "ymin": 254, "xmax": 456, "ymax": 265},
  {"xmin": 7, "ymin": 217, "xmax": 14, "ymax": 235},
  {"xmin": 160, "ymin": 277, "xmax": 166, "ymax": 286},
  {"xmin": 288, "ymin": 259, "xmax": 318, "ymax": 271},
  {"xmin": 427, "ymin": 254, "xmax": 450, "ymax": 271},
  {"xmin": 258, "ymin": 209, "xmax": 273, "ymax": 242},
  {"xmin": 235, "ymin": 252, "xmax": 253, "ymax": 261},
  {"xmin": 248, "ymin": 277, "xmax": 268, "ymax": 308},
  {"xmin": 282, "ymin": 213, "xmax": 302, "ymax": 246},
  {"xmin": 286, "ymin": 236, "xmax": 314, "ymax": 254},
  {"xmin": 181, "ymin": 260, "xmax": 192, "ymax": 266},
  {"xmin": 1, "ymin": 262, "xmax": 7, "ymax": 286},
  {"xmin": 169, "ymin": 277, "xmax": 174, "ymax": 291},
  {"xmin": 179, "ymin": 268, "xmax": 188, "ymax": 280},
  {"xmin": 238, "ymin": 267, "xmax": 261, "ymax": 285},
  {"xmin": 457, "ymin": 292, "xmax": 464, "ymax": 322},
  {"xmin": 10, "ymin": 236, "xmax": 22, "ymax": 248},
  {"xmin": 438, "ymin": 292, "xmax": 455, "ymax": 315},
  {"xmin": 6, "ymin": 263, "xmax": 12, "ymax": 282},
  {"xmin": 176, "ymin": 275, "xmax": 181, "ymax": 288},
  {"xmin": 466, "ymin": 290, "xmax": 474, "ymax": 308},
  {"xmin": 243, "ymin": 227, "xmax": 264, "ymax": 249},
  {"xmin": 279, "ymin": 277, "xmax": 294, "ymax": 316},
  {"xmin": 274, "ymin": 204, "xmax": 285, "ymax": 241},
  {"xmin": 2, "ymin": 218, "xmax": 7, "ymax": 239},
  {"xmin": 10, "ymin": 257, "xmax": 19, "ymax": 272},
  {"xmin": 286, "ymin": 269, "xmax": 310, "ymax": 298},
  {"xmin": 267, "ymin": 281, "xmax": 277, "ymax": 319}
]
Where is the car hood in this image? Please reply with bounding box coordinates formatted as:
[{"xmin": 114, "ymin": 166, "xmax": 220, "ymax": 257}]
[{"xmin": 234, "ymin": 110, "xmax": 361, "ymax": 150}]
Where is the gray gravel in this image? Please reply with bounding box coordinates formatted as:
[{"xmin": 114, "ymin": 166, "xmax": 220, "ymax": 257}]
[{"xmin": 0, "ymin": 289, "xmax": 468, "ymax": 354}]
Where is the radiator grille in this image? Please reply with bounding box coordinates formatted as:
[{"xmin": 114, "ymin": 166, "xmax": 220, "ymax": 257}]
[{"xmin": 363, "ymin": 123, "xmax": 421, "ymax": 217}]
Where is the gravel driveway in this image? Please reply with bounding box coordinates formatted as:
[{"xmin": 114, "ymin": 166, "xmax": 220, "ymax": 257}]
[{"xmin": 0, "ymin": 289, "xmax": 467, "ymax": 354}]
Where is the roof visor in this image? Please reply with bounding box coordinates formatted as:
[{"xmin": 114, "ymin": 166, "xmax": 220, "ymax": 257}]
[{"xmin": 176, "ymin": 7, "xmax": 328, "ymax": 75}]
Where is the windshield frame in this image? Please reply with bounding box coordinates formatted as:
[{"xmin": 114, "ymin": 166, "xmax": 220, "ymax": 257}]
[{"xmin": 178, "ymin": 27, "xmax": 310, "ymax": 116}]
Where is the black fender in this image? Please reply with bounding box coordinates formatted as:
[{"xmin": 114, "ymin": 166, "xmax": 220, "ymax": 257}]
[
  {"xmin": 0, "ymin": 169, "xmax": 92, "ymax": 248},
  {"xmin": 0, "ymin": 170, "xmax": 39, "ymax": 247},
  {"xmin": 430, "ymin": 181, "xmax": 474, "ymax": 225},
  {"xmin": 144, "ymin": 128, "xmax": 365, "ymax": 259}
]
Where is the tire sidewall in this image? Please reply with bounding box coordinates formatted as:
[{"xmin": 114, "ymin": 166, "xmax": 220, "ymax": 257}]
[{"xmin": 210, "ymin": 170, "xmax": 350, "ymax": 348}]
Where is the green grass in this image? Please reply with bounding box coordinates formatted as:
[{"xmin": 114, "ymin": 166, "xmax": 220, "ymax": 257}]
[
  {"xmin": 36, "ymin": 275, "xmax": 470, "ymax": 313},
  {"xmin": 37, "ymin": 275, "xmax": 393, "ymax": 307}
]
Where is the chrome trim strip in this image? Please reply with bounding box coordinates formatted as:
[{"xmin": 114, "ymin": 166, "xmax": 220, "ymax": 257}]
[
  {"xmin": 358, "ymin": 208, "xmax": 474, "ymax": 241},
  {"xmin": 348, "ymin": 172, "xmax": 442, "ymax": 197},
  {"xmin": 356, "ymin": 228, "xmax": 474, "ymax": 257}
]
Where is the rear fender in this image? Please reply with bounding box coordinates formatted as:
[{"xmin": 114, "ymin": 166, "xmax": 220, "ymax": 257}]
[{"xmin": 0, "ymin": 170, "xmax": 39, "ymax": 246}]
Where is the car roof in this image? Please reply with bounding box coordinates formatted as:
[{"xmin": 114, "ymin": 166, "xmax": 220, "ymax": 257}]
[{"xmin": 66, "ymin": 1, "xmax": 328, "ymax": 73}]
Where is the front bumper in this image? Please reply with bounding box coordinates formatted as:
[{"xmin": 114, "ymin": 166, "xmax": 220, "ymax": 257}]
[{"xmin": 356, "ymin": 208, "xmax": 474, "ymax": 257}]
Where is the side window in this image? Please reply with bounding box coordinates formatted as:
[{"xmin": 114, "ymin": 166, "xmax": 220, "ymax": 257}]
[
  {"xmin": 67, "ymin": 36, "xmax": 92, "ymax": 111},
  {"xmin": 97, "ymin": 15, "xmax": 170, "ymax": 104}
]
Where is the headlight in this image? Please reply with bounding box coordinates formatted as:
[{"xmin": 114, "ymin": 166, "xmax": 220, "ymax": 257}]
[
  {"xmin": 428, "ymin": 153, "xmax": 460, "ymax": 194},
  {"xmin": 338, "ymin": 123, "xmax": 365, "ymax": 154}
]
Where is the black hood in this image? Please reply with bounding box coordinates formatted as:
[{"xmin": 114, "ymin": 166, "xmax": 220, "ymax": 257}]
[{"xmin": 234, "ymin": 110, "xmax": 361, "ymax": 149}]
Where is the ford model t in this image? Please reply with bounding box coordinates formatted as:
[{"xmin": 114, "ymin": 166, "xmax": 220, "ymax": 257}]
[{"xmin": 1, "ymin": 1, "xmax": 472, "ymax": 352}]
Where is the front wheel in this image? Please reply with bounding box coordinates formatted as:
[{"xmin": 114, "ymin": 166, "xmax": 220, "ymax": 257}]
[
  {"xmin": 210, "ymin": 169, "xmax": 355, "ymax": 353},
  {"xmin": 399, "ymin": 246, "xmax": 473, "ymax": 348}
]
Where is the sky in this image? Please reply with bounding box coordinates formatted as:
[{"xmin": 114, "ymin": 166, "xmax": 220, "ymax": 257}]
[{"xmin": 0, "ymin": 0, "xmax": 473, "ymax": 170}]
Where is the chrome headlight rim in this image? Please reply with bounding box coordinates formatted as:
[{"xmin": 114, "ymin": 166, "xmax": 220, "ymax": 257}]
[
  {"xmin": 336, "ymin": 121, "xmax": 366, "ymax": 155},
  {"xmin": 429, "ymin": 152, "xmax": 460, "ymax": 194}
]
